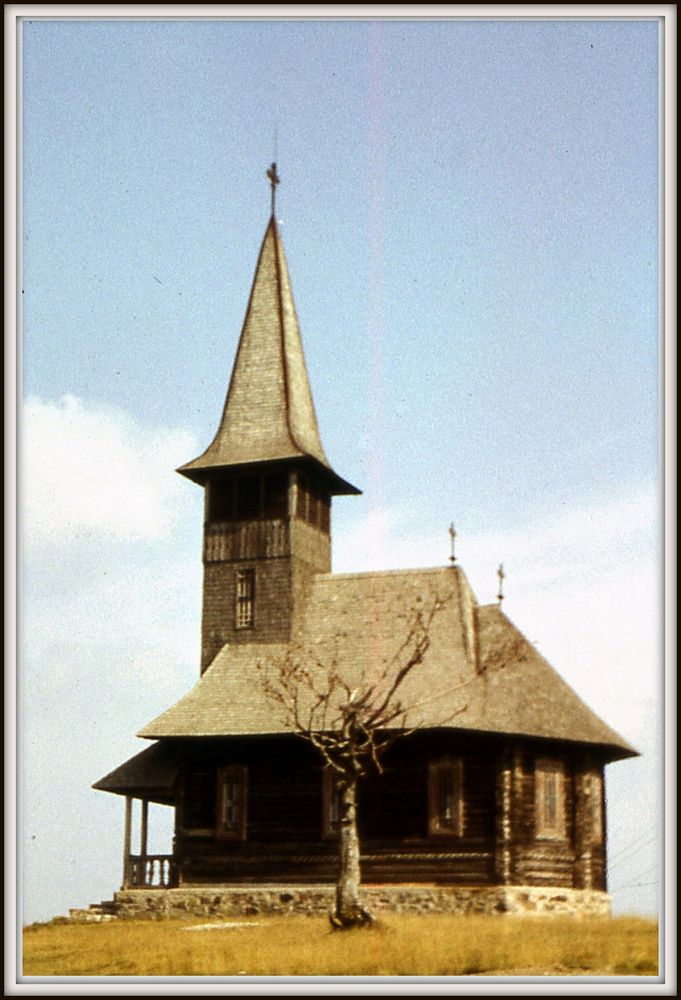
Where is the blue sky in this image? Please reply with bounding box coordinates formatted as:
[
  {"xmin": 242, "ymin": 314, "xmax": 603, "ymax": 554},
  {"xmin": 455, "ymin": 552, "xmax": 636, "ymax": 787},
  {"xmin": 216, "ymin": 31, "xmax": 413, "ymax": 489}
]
[{"xmin": 16, "ymin": 12, "xmax": 665, "ymax": 930}]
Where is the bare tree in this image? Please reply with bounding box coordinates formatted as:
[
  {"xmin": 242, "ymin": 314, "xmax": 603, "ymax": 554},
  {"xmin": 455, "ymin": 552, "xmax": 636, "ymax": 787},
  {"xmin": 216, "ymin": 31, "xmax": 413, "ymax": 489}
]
[{"xmin": 257, "ymin": 592, "xmax": 473, "ymax": 930}]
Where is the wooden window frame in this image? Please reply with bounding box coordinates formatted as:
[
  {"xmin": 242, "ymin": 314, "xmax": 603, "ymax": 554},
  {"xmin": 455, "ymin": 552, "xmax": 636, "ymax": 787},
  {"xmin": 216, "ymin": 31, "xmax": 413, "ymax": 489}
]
[
  {"xmin": 428, "ymin": 758, "xmax": 464, "ymax": 837},
  {"xmin": 235, "ymin": 568, "xmax": 256, "ymax": 629},
  {"xmin": 216, "ymin": 766, "xmax": 247, "ymax": 841},
  {"xmin": 535, "ymin": 757, "xmax": 567, "ymax": 840}
]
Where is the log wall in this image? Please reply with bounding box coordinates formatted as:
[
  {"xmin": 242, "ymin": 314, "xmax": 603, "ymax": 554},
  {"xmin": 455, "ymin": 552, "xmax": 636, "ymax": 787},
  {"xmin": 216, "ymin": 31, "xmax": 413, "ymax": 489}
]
[{"xmin": 170, "ymin": 733, "xmax": 607, "ymax": 890}]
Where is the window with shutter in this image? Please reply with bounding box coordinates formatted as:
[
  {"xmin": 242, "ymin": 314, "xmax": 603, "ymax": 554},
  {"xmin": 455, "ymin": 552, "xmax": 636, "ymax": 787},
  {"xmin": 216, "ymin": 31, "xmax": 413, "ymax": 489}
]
[
  {"xmin": 535, "ymin": 758, "xmax": 566, "ymax": 839},
  {"xmin": 428, "ymin": 759, "xmax": 464, "ymax": 837},
  {"xmin": 216, "ymin": 767, "xmax": 247, "ymax": 840}
]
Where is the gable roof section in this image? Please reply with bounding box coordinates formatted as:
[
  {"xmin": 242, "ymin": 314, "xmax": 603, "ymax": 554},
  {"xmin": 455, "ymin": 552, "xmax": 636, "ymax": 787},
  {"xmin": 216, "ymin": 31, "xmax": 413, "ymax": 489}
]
[
  {"xmin": 137, "ymin": 566, "xmax": 635, "ymax": 761},
  {"xmin": 178, "ymin": 216, "xmax": 359, "ymax": 495},
  {"xmin": 469, "ymin": 603, "xmax": 636, "ymax": 755}
]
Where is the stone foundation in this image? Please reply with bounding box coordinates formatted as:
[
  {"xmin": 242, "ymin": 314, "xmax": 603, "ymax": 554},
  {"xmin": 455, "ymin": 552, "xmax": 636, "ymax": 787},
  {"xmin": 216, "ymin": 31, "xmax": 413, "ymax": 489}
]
[{"xmin": 113, "ymin": 884, "xmax": 611, "ymax": 920}]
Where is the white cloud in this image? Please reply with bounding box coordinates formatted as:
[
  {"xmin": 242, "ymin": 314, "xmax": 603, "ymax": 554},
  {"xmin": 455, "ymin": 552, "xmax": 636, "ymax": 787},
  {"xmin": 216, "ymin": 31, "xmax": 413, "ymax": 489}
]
[
  {"xmin": 21, "ymin": 394, "xmax": 197, "ymax": 544},
  {"xmin": 19, "ymin": 396, "xmax": 204, "ymax": 923},
  {"xmin": 335, "ymin": 488, "xmax": 657, "ymax": 584}
]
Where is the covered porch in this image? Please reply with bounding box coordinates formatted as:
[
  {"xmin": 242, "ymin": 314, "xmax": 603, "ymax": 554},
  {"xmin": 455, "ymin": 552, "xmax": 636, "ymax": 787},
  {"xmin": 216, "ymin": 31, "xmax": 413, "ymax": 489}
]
[{"xmin": 93, "ymin": 742, "xmax": 179, "ymax": 889}]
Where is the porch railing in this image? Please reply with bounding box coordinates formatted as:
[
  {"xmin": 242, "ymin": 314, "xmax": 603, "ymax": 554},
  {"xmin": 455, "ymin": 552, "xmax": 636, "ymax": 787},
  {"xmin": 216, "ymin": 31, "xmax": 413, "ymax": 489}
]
[{"xmin": 125, "ymin": 854, "xmax": 176, "ymax": 888}]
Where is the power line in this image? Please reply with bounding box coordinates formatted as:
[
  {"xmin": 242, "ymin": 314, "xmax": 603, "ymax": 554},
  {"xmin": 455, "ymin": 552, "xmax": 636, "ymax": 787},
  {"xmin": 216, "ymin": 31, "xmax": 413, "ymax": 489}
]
[
  {"xmin": 611, "ymin": 866, "xmax": 659, "ymax": 892},
  {"xmin": 610, "ymin": 854, "xmax": 655, "ymax": 871},
  {"xmin": 611, "ymin": 881, "xmax": 658, "ymax": 892},
  {"xmin": 609, "ymin": 832, "xmax": 657, "ymax": 862}
]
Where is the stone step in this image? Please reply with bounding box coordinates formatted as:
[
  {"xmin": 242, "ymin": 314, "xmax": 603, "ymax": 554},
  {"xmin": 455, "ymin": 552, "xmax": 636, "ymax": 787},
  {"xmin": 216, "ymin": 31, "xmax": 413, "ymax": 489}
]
[
  {"xmin": 68, "ymin": 910, "xmax": 114, "ymax": 923},
  {"xmin": 68, "ymin": 900, "xmax": 118, "ymax": 922}
]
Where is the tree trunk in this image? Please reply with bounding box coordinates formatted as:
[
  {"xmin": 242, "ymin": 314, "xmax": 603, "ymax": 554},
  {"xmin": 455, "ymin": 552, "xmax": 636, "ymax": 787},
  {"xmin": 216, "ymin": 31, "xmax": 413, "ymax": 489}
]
[{"xmin": 331, "ymin": 776, "xmax": 374, "ymax": 929}]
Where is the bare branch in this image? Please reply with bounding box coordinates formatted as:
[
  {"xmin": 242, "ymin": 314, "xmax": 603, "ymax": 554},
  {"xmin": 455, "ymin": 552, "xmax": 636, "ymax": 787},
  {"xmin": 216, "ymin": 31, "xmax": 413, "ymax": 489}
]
[{"xmin": 255, "ymin": 588, "xmax": 499, "ymax": 789}]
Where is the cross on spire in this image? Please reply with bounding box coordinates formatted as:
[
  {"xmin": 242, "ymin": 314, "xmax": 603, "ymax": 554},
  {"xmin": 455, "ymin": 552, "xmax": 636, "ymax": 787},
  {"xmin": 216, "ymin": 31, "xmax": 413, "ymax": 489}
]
[
  {"xmin": 448, "ymin": 523, "xmax": 457, "ymax": 565},
  {"xmin": 497, "ymin": 563, "xmax": 505, "ymax": 606},
  {"xmin": 266, "ymin": 162, "xmax": 280, "ymax": 216}
]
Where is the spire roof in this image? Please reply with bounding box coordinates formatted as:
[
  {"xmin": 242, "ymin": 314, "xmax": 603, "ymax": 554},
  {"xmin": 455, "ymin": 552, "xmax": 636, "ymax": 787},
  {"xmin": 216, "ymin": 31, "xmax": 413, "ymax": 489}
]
[{"xmin": 178, "ymin": 214, "xmax": 359, "ymax": 495}]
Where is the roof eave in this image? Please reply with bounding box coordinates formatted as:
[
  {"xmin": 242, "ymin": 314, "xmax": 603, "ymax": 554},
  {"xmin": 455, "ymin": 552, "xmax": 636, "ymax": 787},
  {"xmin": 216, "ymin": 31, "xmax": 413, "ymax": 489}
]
[
  {"xmin": 137, "ymin": 724, "xmax": 638, "ymax": 761},
  {"xmin": 176, "ymin": 453, "xmax": 361, "ymax": 496}
]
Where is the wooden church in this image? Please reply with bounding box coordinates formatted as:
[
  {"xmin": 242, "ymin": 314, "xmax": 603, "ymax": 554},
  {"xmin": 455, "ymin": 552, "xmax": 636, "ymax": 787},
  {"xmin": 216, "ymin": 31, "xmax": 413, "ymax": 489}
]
[{"xmin": 94, "ymin": 169, "xmax": 636, "ymax": 918}]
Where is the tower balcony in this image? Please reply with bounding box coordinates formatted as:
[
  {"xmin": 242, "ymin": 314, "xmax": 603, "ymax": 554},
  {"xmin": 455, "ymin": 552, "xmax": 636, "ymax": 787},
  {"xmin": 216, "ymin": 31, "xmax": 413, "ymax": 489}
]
[{"xmin": 204, "ymin": 518, "xmax": 291, "ymax": 564}]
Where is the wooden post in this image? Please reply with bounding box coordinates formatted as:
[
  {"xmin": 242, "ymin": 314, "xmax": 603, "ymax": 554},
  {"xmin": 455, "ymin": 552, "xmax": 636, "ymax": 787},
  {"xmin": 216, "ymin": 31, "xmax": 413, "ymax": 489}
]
[
  {"xmin": 173, "ymin": 765, "xmax": 185, "ymax": 889},
  {"xmin": 122, "ymin": 795, "xmax": 133, "ymax": 888},
  {"xmin": 140, "ymin": 798, "xmax": 149, "ymax": 859}
]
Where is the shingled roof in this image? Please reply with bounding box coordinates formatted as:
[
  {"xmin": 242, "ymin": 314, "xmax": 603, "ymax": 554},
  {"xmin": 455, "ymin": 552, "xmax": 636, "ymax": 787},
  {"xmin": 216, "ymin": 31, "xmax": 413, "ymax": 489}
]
[
  {"xmin": 92, "ymin": 742, "xmax": 179, "ymax": 803},
  {"xmin": 178, "ymin": 216, "xmax": 359, "ymax": 495},
  {"xmin": 137, "ymin": 565, "xmax": 636, "ymax": 762}
]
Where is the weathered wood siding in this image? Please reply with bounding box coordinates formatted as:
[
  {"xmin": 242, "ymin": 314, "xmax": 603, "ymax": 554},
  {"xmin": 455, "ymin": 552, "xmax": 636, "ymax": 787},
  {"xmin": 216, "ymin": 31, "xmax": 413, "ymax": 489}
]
[
  {"xmin": 173, "ymin": 733, "xmax": 498, "ymax": 886},
  {"xmin": 506, "ymin": 747, "xmax": 606, "ymax": 891},
  {"xmin": 200, "ymin": 467, "xmax": 332, "ymax": 669},
  {"xmin": 170, "ymin": 734, "xmax": 607, "ymax": 890},
  {"xmin": 511, "ymin": 746, "xmax": 574, "ymax": 887}
]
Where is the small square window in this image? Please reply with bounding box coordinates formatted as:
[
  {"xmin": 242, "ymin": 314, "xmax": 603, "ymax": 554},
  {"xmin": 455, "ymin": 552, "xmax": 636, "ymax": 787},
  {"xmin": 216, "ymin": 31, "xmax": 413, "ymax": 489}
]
[
  {"xmin": 428, "ymin": 759, "xmax": 464, "ymax": 837},
  {"xmin": 235, "ymin": 569, "xmax": 255, "ymax": 629}
]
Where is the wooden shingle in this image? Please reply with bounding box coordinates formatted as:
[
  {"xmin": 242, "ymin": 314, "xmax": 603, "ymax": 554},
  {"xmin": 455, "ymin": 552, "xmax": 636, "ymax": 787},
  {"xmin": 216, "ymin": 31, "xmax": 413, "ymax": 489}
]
[
  {"xmin": 177, "ymin": 217, "xmax": 358, "ymax": 495},
  {"xmin": 137, "ymin": 566, "xmax": 635, "ymax": 761}
]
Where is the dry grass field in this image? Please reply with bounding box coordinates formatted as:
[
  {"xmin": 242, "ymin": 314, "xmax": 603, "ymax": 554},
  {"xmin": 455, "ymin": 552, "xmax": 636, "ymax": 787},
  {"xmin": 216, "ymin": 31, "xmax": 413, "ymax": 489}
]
[{"xmin": 22, "ymin": 913, "xmax": 658, "ymax": 978}]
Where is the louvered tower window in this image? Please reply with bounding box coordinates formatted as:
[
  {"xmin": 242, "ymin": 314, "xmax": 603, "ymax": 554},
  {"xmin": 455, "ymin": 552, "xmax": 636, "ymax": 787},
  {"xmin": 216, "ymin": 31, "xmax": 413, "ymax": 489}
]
[{"xmin": 235, "ymin": 569, "xmax": 255, "ymax": 629}]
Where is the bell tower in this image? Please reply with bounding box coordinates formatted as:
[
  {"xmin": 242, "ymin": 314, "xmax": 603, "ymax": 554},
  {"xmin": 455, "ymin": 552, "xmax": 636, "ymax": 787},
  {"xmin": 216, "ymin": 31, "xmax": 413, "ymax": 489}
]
[{"xmin": 178, "ymin": 167, "xmax": 360, "ymax": 671}]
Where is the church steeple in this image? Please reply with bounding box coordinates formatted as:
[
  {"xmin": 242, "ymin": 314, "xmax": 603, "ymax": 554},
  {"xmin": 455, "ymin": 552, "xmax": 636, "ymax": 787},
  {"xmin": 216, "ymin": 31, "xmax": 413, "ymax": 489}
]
[
  {"xmin": 178, "ymin": 179, "xmax": 358, "ymax": 497},
  {"xmin": 182, "ymin": 172, "xmax": 359, "ymax": 671}
]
